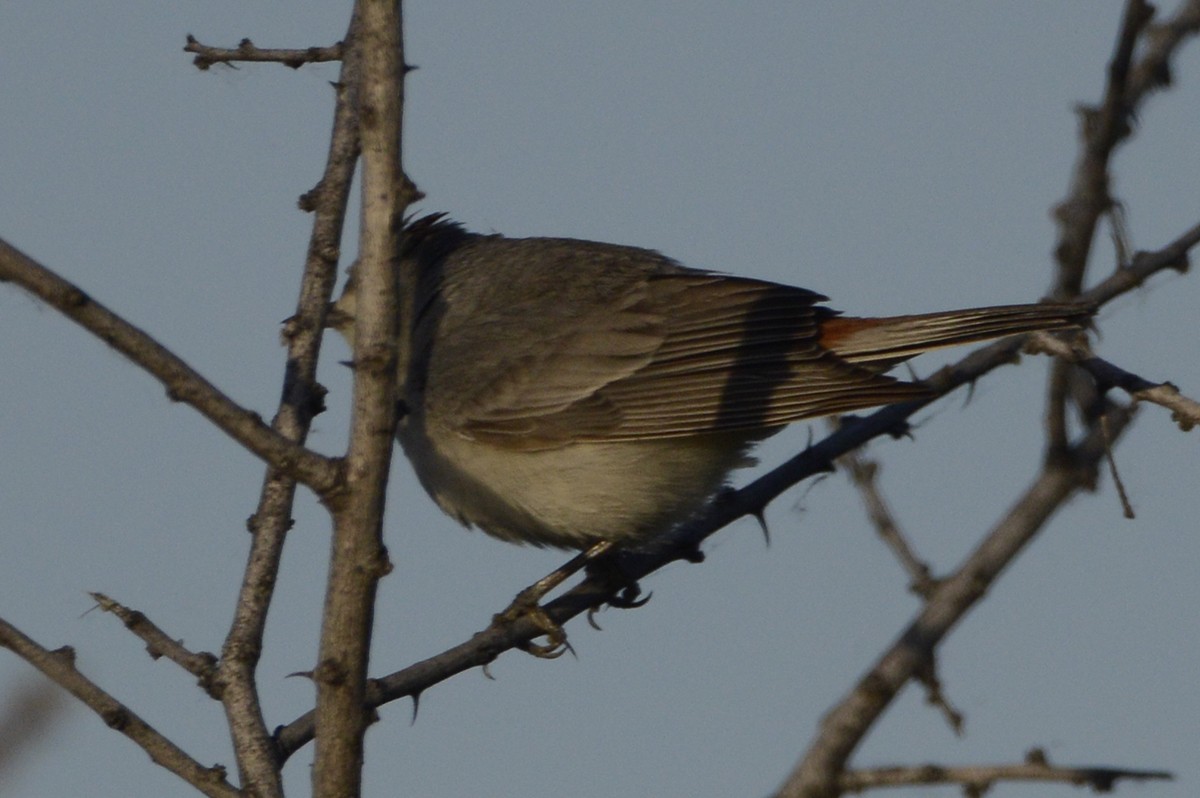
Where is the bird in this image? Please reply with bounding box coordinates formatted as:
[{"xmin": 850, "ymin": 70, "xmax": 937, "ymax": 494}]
[{"xmin": 328, "ymin": 214, "xmax": 1090, "ymax": 552}]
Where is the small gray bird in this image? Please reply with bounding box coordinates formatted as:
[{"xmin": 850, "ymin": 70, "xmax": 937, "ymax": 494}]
[{"xmin": 329, "ymin": 214, "xmax": 1089, "ymax": 550}]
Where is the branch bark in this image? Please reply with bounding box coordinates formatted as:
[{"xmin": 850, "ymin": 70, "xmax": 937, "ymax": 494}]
[
  {"xmin": 841, "ymin": 758, "xmax": 1171, "ymax": 793},
  {"xmin": 213, "ymin": 8, "xmax": 366, "ymax": 796},
  {"xmin": 0, "ymin": 618, "xmax": 240, "ymax": 798},
  {"xmin": 310, "ymin": 1, "xmax": 411, "ymax": 796},
  {"xmin": 0, "ymin": 239, "xmax": 340, "ymax": 494},
  {"xmin": 775, "ymin": 403, "xmax": 1135, "ymax": 798}
]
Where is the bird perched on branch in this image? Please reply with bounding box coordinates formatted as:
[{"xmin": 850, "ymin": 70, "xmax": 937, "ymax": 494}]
[{"xmin": 329, "ymin": 214, "xmax": 1090, "ymax": 551}]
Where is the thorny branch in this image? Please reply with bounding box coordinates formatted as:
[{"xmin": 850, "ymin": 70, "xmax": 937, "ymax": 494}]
[
  {"xmin": 276, "ymin": 127, "xmax": 1200, "ymax": 785},
  {"xmin": 311, "ymin": 2, "xmax": 411, "ymax": 796},
  {"xmin": 1046, "ymin": 0, "xmax": 1200, "ymax": 455},
  {"xmin": 835, "ymin": 448, "xmax": 937, "ymax": 599},
  {"xmin": 184, "ymin": 34, "xmax": 344, "ymax": 70},
  {"xmin": 0, "ymin": 240, "xmax": 340, "ymax": 495},
  {"xmin": 841, "ymin": 755, "xmax": 1171, "ymax": 794},
  {"xmin": 213, "ymin": 9, "xmax": 366, "ymax": 797},
  {"xmin": 1028, "ymin": 332, "xmax": 1200, "ymax": 431},
  {"xmin": 774, "ymin": 403, "xmax": 1136, "ymax": 798},
  {"xmin": 89, "ymin": 593, "xmax": 219, "ymax": 696},
  {"xmin": 0, "ymin": 619, "xmax": 240, "ymax": 798},
  {"xmin": 2, "ymin": 2, "xmax": 1195, "ymax": 796}
]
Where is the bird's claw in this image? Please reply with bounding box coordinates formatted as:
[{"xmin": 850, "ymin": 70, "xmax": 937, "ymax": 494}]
[
  {"xmin": 609, "ymin": 582, "xmax": 651, "ymax": 608},
  {"xmin": 495, "ymin": 590, "xmax": 572, "ymax": 659}
]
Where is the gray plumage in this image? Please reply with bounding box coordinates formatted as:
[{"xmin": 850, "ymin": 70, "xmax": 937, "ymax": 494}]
[{"xmin": 329, "ymin": 215, "xmax": 1089, "ymax": 548}]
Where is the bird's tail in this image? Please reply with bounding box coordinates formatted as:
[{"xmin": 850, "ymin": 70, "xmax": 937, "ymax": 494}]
[{"xmin": 819, "ymin": 302, "xmax": 1093, "ymax": 369}]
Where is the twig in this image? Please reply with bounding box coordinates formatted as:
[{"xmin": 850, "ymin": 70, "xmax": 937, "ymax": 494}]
[
  {"xmin": 1050, "ymin": 0, "xmax": 1153, "ymax": 298},
  {"xmin": 0, "ymin": 239, "xmax": 340, "ymax": 496},
  {"xmin": 775, "ymin": 403, "xmax": 1135, "ymax": 798},
  {"xmin": 1086, "ymin": 217, "xmax": 1199, "ymax": 305},
  {"xmin": 1044, "ymin": 0, "xmax": 1195, "ymax": 460},
  {"xmin": 914, "ymin": 659, "xmax": 964, "ymax": 736},
  {"xmin": 1127, "ymin": 0, "xmax": 1200, "ymax": 100},
  {"xmin": 1101, "ymin": 414, "xmax": 1137, "ymax": 519},
  {"xmin": 1028, "ymin": 332, "xmax": 1200, "ymax": 431},
  {"xmin": 840, "ymin": 759, "xmax": 1171, "ymax": 793},
  {"xmin": 89, "ymin": 593, "xmax": 219, "ymax": 695},
  {"xmin": 184, "ymin": 35, "xmax": 344, "ymax": 70},
  {"xmin": 0, "ymin": 617, "xmax": 239, "ymax": 798},
  {"xmin": 1045, "ymin": 0, "xmax": 1149, "ymax": 458},
  {"xmin": 837, "ymin": 447, "xmax": 937, "ymax": 599},
  {"xmin": 212, "ymin": 9, "xmax": 367, "ymax": 797}
]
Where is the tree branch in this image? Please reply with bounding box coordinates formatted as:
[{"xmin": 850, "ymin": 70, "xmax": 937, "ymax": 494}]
[
  {"xmin": 311, "ymin": 1, "xmax": 410, "ymax": 795},
  {"xmin": 0, "ymin": 617, "xmax": 240, "ymax": 798},
  {"xmin": 1046, "ymin": 0, "xmax": 1200, "ymax": 456},
  {"xmin": 841, "ymin": 758, "xmax": 1171, "ymax": 794},
  {"xmin": 184, "ymin": 35, "xmax": 344, "ymax": 70},
  {"xmin": 1028, "ymin": 332, "xmax": 1200, "ymax": 431},
  {"xmin": 212, "ymin": 9, "xmax": 367, "ymax": 797},
  {"xmin": 775, "ymin": 403, "xmax": 1134, "ymax": 798},
  {"xmin": 0, "ymin": 239, "xmax": 340, "ymax": 494},
  {"xmin": 89, "ymin": 593, "xmax": 219, "ymax": 695},
  {"xmin": 272, "ymin": 197, "xmax": 1200, "ymax": 760},
  {"xmin": 1051, "ymin": 0, "xmax": 1155, "ymax": 298},
  {"xmin": 836, "ymin": 447, "xmax": 937, "ymax": 599}
]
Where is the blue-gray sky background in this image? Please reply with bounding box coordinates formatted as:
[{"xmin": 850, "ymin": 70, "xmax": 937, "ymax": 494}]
[{"xmin": 2, "ymin": 3, "xmax": 1197, "ymax": 797}]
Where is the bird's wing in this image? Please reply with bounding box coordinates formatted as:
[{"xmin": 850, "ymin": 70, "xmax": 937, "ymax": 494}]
[{"xmin": 433, "ymin": 273, "xmax": 927, "ymax": 450}]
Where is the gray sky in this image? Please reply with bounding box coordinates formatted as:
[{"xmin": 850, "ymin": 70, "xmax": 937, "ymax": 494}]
[{"xmin": 2, "ymin": 3, "xmax": 1198, "ymax": 797}]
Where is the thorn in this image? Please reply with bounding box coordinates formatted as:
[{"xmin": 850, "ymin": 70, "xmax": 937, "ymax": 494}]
[
  {"xmin": 962, "ymin": 379, "xmax": 978, "ymax": 407},
  {"xmin": 751, "ymin": 509, "xmax": 770, "ymax": 546},
  {"xmin": 609, "ymin": 586, "xmax": 651, "ymax": 609},
  {"xmin": 410, "ymin": 692, "xmax": 421, "ymax": 725},
  {"xmin": 1101, "ymin": 414, "xmax": 1136, "ymax": 518},
  {"xmin": 881, "ymin": 418, "xmax": 916, "ymax": 441}
]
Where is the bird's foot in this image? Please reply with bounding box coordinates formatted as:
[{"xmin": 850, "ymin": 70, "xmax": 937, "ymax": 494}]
[
  {"xmin": 494, "ymin": 584, "xmax": 572, "ymax": 658},
  {"xmin": 582, "ymin": 549, "xmax": 653, "ymax": 629},
  {"xmin": 495, "ymin": 540, "xmax": 615, "ymax": 657}
]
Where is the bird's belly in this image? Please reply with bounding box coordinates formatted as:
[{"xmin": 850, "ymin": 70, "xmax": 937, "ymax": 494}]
[{"xmin": 399, "ymin": 421, "xmax": 756, "ymax": 549}]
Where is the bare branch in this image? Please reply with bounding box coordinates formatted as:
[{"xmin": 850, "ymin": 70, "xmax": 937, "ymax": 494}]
[
  {"xmin": 272, "ymin": 338, "xmax": 1126, "ymax": 760},
  {"xmin": 0, "ymin": 617, "xmax": 240, "ymax": 798},
  {"xmin": 1028, "ymin": 332, "xmax": 1200, "ymax": 431},
  {"xmin": 775, "ymin": 403, "xmax": 1135, "ymax": 798},
  {"xmin": 184, "ymin": 34, "xmax": 344, "ymax": 70},
  {"xmin": 1085, "ymin": 217, "xmax": 1199, "ymax": 305},
  {"xmin": 836, "ymin": 447, "xmax": 937, "ymax": 599},
  {"xmin": 89, "ymin": 593, "xmax": 219, "ymax": 695},
  {"xmin": 214, "ymin": 10, "xmax": 367, "ymax": 797},
  {"xmin": 1052, "ymin": 0, "xmax": 1155, "ymax": 297},
  {"xmin": 841, "ymin": 759, "xmax": 1171, "ymax": 793},
  {"xmin": 913, "ymin": 659, "xmax": 964, "ymax": 736},
  {"xmin": 311, "ymin": 1, "xmax": 411, "ymax": 795},
  {"xmin": 0, "ymin": 239, "xmax": 340, "ymax": 495},
  {"xmin": 1046, "ymin": 0, "xmax": 1200, "ymax": 457},
  {"xmin": 1128, "ymin": 0, "xmax": 1200, "ymax": 99}
]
